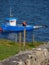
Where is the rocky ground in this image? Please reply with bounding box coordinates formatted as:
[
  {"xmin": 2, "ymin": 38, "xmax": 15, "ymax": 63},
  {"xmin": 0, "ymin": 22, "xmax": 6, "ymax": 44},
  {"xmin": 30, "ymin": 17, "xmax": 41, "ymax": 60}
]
[{"xmin": 0, "ymin": 42, "xmax": 49, "ymax": 65}]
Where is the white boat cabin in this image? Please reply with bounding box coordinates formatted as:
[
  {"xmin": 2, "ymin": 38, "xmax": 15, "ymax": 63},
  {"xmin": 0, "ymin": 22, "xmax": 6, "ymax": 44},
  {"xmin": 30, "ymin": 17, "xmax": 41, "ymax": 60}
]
[{"xmin": 6, "ymin": 18, "xmax": 17, "ymax": 26}]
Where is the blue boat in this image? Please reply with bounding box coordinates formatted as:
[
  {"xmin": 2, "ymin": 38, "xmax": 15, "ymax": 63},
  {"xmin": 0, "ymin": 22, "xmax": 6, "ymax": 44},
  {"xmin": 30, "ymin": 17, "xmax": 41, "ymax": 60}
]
[
  {"xmin": 0, "ymin": 17, "xmax": 33, "ymax": 32},
  {"xmin": 0, "ymin": 17, "xmax": 43, "ymax": 32}
]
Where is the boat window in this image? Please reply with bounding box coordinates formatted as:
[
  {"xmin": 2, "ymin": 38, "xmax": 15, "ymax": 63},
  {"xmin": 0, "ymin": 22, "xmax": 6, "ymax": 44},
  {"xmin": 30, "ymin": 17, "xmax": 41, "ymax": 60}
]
[{"xmin": 11, "ymin": 21, "xmax": 13, "ymax": 22}]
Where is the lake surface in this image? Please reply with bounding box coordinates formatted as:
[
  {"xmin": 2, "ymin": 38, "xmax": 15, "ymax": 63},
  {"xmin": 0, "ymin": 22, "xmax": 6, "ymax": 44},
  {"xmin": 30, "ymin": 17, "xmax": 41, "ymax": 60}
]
[{"xmin": 0, "ymin": 0, "xmax": 49, "ymax": 42}]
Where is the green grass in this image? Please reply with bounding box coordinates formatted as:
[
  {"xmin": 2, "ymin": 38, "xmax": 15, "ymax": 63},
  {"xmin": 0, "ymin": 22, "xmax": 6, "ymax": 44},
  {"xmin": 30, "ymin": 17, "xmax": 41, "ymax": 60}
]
[{"xmin": 0, "ymin": 39, "xmax": 45, "ymax": 60}]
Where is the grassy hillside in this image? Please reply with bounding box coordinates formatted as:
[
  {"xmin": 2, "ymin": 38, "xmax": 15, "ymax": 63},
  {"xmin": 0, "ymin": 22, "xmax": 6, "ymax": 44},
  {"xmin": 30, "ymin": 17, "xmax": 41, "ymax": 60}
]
[{"xmin": 0, "ymin": 39, "xmax": 44, "ymax": 60}]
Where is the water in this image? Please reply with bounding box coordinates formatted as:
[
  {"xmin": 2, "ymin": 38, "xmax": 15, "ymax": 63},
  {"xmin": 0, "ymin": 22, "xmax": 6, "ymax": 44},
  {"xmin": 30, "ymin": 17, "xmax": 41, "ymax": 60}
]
[{"xmin": 0, "ymin": 0, "xmax": 49, "ymax": 42}]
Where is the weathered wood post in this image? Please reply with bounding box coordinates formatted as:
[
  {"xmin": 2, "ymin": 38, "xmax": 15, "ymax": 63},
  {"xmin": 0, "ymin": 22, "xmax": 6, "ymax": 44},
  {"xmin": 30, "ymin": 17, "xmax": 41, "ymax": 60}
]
[
  {"xmin": 32, "ymin": 30, "xmax": 35, "ymax": 46},
  {"xmin": 23, "ymin": 29, "xmax": 26, "ymax": 49},
  {"xmin": 16, "ymin": 34, "xmax": 17, "ymax": 42},
  {"xmin": 14, "ymin": 33, "xmax": 17, "ymax": 43},
  {"xmin": 32, "ymin": 34, "xmax": 35, "ymax": 43},
  {"xmin": 19, "ymin": 32, "xmax": 22, "ymax": 51}
]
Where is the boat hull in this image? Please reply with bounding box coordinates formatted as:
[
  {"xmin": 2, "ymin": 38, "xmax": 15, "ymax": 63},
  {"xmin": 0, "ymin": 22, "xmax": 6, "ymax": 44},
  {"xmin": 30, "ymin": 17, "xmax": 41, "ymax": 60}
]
[{"xmin": 0, "ymin": 25, "xmax": 33, "ymax": 32}]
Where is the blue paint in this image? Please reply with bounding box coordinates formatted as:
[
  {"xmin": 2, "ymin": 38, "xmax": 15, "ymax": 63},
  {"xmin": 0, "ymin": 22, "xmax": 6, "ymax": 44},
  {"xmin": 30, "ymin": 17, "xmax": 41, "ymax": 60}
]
[{"xmin": 1, "ymin": 25, "xmax": 33, "ymax": 32}]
